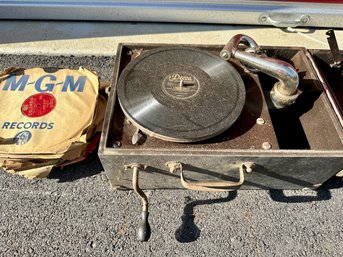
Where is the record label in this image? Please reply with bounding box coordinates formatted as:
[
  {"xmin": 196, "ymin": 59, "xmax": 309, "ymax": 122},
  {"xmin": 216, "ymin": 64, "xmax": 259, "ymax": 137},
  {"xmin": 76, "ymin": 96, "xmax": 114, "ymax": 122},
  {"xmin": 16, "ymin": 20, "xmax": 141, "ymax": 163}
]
[
  {"xmin": 21, "ymin": 93, "xmax": 56, "ymax": 118},
  {"xmin": 162, "ymin": 72, "xmax": 199, "ymax": 99}
]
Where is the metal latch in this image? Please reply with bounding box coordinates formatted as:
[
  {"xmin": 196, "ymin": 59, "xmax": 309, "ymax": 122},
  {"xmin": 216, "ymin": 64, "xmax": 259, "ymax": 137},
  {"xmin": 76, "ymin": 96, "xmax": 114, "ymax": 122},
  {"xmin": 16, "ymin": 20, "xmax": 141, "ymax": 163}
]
[{"xmin": 326, "ymin": 29, "xmax": 342, "ymax": 68}]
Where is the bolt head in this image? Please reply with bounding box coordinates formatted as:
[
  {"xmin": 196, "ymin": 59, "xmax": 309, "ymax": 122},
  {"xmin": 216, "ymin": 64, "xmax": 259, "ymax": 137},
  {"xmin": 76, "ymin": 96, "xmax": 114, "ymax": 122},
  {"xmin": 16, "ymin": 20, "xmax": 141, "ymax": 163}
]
[
  {"xmin": 113, "ymin": 141, "xmax": 122, "ymax": 148},
  {"xmin": 262, "ymin": 142, "xmax": 272, "ymax": 150},
  {"xmin": 256, "ymin": 118, "xmax": 265, "ymax": 125},
  {"xmin": 260, "ymin": 16, "xmax": 267, "ymax": 22},
  {"xmin": 301, "ymin": 16, "xmax": 309, "ymax": 23},
  {"xmin": 220, "ymin": 51, "xmax": 230, "ymax": 60}
]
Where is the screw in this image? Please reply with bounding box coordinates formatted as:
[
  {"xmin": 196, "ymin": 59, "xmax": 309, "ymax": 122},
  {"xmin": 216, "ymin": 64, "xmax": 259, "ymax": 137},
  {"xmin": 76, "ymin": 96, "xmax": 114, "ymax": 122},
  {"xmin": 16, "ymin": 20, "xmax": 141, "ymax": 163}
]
[
  {"xmin": 220, "ymin": 51, "xmax": 230, "ymax": 59},
  {"xmin": 113, "ymin": 141, "xmax": 122, "ymax": 148},
  {"xmin": 256, "ymin": 118, "xmax": 265, "ymax": 125},
  {"xmin": 301, "ymin": 16, "xmax": 309, "ymax": 23},
  {"xmin": 260, "ymin": 16, "xmax": 267, "ymax": 22},
  {"xmin": 262, "ymin": 142, "xmax": 272, "ymax": 150}
]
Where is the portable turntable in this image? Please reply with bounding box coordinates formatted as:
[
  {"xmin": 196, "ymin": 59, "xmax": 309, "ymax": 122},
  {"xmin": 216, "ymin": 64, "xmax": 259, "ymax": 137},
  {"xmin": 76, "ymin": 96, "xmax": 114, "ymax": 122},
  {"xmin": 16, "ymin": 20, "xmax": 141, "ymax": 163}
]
[{"xmin": 99, "ymin": 34, "xmax": 343, "ymax": 241}]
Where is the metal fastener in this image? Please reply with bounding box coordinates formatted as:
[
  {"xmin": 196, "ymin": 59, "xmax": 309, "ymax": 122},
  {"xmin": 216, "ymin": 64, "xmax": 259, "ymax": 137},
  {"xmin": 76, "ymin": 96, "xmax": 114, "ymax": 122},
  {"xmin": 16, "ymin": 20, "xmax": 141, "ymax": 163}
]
[
  {"xmin": 243, "ymin": 162, "xmax": 255, "ymax": 173},
  {"xmin": 220, "ymin": 50, "xmax": 231, "ymax": 60},
  {"xmin": 256, "ymin": 118, "xmax": 265, "ymax": 125},
  {"xmin": 260, "ymin": 16, "xmax": 267, "ymax": 22},
  {"xmin": 221, "ymin": 51, "xmax": 229, "ymax": 58},
  {"xmin": 165, "ymin": 161, "xmax": 182, "ymax": 173},
  {"xmin": 113, "ymin": 141, "xmax": 122, "ymax": 148},
  {"xmin": 301, "ymin": 16, "xmax": 309, "ymax": 24},
  {"xmin": 262, "ymin": 142, "xmax": 272, "ymax": 150}
]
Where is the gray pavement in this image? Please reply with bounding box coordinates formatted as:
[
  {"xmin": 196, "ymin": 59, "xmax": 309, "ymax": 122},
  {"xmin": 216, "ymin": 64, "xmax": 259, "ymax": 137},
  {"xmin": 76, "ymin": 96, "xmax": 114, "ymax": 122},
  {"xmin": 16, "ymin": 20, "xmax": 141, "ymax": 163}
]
[{"xmin": 0, "ymin": 54, "xmax": 342, "ymax": 257}]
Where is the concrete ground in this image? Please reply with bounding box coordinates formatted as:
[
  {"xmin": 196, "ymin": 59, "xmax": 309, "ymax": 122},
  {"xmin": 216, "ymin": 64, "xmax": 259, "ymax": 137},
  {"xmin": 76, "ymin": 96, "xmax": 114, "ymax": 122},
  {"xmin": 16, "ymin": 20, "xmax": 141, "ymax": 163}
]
[
  {"xmin": 0, "ymin": 22, "xmax": 342, "ymax": 257},
  {"xmin": 0, "ymin": 21, "xmax": 342, "ymax": 56}
]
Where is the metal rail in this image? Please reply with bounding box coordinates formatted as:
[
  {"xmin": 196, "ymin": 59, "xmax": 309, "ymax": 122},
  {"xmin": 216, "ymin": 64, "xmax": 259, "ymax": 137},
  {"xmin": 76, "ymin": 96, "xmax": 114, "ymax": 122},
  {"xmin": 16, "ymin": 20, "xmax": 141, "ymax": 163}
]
[{"xmin": 0, "ymin": 0, "xmax": 342, "ymax": 28}]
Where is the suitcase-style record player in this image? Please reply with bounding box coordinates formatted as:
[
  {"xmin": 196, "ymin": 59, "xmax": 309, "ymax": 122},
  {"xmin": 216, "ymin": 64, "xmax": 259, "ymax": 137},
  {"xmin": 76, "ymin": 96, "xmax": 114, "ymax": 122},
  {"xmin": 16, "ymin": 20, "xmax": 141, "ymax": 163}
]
[{"xmin": 99, "ymin": 34, "xmax": 343, "ymax": 241}]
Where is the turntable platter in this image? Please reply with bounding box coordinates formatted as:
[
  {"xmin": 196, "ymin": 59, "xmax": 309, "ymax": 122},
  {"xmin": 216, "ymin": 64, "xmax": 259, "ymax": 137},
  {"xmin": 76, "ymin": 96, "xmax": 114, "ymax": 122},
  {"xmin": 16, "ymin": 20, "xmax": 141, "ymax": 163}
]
[{"xmin": 117, "ymin": 47, "xmax": 246, "ymax": 142}]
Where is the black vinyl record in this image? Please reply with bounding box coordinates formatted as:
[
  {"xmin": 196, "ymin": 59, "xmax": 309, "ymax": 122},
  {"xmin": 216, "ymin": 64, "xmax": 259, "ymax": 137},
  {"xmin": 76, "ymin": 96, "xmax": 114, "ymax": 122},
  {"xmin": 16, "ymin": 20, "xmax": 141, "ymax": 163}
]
[{"xmin": 117, "ymin": 47, "xmax": 246, "ymax": 142}]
